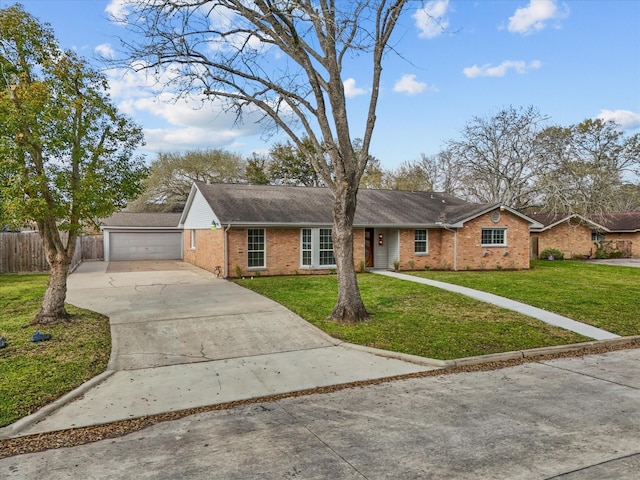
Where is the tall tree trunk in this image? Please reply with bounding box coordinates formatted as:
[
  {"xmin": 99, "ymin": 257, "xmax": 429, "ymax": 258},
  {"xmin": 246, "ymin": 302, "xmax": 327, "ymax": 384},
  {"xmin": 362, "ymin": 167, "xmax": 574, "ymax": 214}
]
[
  {"xmin": 328, "ymin": 183, "xmax": 369, "ymax": 323},
  {"xmin": 33, "ymin": 220, "xmax": 74, "ymax": 325}
]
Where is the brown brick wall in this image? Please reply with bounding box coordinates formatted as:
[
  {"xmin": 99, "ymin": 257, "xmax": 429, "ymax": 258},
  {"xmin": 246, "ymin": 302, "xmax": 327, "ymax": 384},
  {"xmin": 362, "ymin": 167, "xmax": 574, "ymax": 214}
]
[
  {"xmin": 184, "ymin": 213, "xmax": 533, "ymax": 276},
  {"xmin": 226, "ymin": 227, "xmax": 366, "ymax": 277},
  {"xmin": 398, "ymin": 228, "xmax": 451, "ymax": 270},
  {"xmin": 455, "ymin": 210, "xmax": 531, "ymax": 270},
  {"xmin": 532, "ymin": 221, "xmax": 595, "ymax": 259},
  {"xmin": 183, "ymin": 228, "xmax": 225, "ymax": 275}
]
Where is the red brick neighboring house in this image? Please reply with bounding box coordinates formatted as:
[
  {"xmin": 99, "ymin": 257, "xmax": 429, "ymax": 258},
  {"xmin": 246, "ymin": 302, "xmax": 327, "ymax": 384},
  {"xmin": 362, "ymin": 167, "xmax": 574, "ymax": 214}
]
[
  {"xmin": 179, "ymin": 182, "xmax": 542, "ymax": 277},
  {"xmin": 529, "ymin": 212, "xmax": 640, "ymax": 259}
]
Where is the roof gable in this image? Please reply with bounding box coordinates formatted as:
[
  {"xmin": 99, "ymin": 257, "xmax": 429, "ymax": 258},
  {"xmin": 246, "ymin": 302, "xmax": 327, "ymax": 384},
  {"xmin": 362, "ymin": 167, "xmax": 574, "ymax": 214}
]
[{"xmin": 529, "ymin": 212, "xmax": 640, "ymax": 232}]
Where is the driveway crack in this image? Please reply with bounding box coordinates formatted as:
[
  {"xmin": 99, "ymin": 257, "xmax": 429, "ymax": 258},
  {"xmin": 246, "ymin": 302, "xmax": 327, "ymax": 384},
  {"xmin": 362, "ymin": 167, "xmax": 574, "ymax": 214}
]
[
  {"xmin": 275, "ymin": 401, "xmax": 369, "ymax": 479},
  {"xmin": 537, "ymin": 362, "xmax": 640, "ymax": 390}
]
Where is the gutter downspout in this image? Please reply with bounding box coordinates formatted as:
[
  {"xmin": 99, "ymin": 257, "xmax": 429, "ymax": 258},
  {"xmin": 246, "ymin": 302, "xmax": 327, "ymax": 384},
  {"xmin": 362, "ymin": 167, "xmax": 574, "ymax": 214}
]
[
  {"xmin": 443, "ymin": 226, "xmax": 458, "ymax": 271},
  {"xmin": 224, "ymin": 224, "xmax": 231, "ymax": 278}
]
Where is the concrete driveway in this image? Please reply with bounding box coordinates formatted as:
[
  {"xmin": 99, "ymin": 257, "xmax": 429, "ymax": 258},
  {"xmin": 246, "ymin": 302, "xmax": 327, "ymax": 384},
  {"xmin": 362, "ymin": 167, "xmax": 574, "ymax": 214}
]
[
  {"xmin": 80, "ymin": 260, "xmax": 338, "ymax": 371},
  {"xmin": 586, "ymin": 258, "xmax": 640, "ymax": 268},
  {"xmin": 5, "ymin": 261, "xmax": 434, "ymax": 436}
]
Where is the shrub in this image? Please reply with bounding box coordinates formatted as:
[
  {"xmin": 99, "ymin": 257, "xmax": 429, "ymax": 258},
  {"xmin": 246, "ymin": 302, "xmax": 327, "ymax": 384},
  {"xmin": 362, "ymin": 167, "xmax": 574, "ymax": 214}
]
[{"xmin": 539, "ymin": 248, "xmax": 564, "ymax": 260}]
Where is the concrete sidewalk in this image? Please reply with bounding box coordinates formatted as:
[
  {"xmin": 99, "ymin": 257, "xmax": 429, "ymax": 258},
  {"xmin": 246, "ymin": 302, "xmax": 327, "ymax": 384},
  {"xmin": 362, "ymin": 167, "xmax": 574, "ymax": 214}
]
[
  {"xmin": 1, "ymin": 261, "xmax": 438, "ymax": 438},
  {"xmin": 373, "ymin": 270, "xmax": 619, "ymax": 340}
]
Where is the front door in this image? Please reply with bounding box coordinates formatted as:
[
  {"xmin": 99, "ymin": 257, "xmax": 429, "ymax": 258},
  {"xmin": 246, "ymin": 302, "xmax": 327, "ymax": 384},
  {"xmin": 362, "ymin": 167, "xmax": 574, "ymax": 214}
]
[{"xmin": 365, "ymin": 228, "xmax": 374, "ymax": 267}]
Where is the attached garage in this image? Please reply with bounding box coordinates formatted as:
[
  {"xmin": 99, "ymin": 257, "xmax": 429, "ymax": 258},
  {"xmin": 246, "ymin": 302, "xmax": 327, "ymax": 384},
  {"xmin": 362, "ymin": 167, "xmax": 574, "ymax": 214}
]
[{"xmin": 102, "ymin": 213, "xmax": 183, "ymax": 261}]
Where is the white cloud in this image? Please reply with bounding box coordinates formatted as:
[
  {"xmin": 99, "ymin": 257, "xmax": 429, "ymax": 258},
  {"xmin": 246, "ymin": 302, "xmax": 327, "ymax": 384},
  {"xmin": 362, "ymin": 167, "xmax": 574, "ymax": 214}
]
[
  {"xmin": 95, "ymin": 43, "xmax": 116, "ymax": 60},
  {"xmin": 343, "ymin": 78, "xmax": 366, "ymax": 98},
  {"xmin": 142, "ymin": 127, "xmax": 248, "ymax": 153},
  {"xmin": 393, "ymin": 74, "xmax": 432, "ymax": 95},
  {"xmin": 508, "ymin": 0, "xmax": 569, "ymax": 35},
  {"xmin": 463, "ymin": 60, "xmax": 542, "ymax": 78},
  {"xmin": 105, "ymin": 0, "xmax": 132, "ymax": 23},
  {"xmin": 413, "ymin": 0, "xmax": 450, "ymax": 39},
  {"xmin": 597, "ymin": 109, "xmax": 640, "ymax": 130}
]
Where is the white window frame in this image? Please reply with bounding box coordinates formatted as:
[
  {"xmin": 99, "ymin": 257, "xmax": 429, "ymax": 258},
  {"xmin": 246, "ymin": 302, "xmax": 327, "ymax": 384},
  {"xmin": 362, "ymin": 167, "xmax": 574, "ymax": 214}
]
[
  {"xmin": 190, "ymin": 229, "xmax": 196, "ymax": 249},
  {"xmin": 300, "ymin": 228, "xmax": 336, "ymax": 269},
  {"xmin": 481, "ymin": 228, "xmax": 507, "ymax": 247},
  {"xmin": 247, "ymin": 228, "xmax": 266, "ymax": 269},
  {"xmin": 414, "ymin": 229, "xmax": 428, "ymax": 254}
]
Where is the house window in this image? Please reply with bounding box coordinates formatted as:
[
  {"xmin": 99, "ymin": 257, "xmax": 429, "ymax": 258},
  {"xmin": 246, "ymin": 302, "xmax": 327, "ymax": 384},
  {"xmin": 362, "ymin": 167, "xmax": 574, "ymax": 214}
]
[
  {"xmin": 301, "ymin": 228, "xmax": 312, "ymax": 266},
  {"xmin": 319, "ymin": 228, "xmax": 335, "ymax": 266},
  {"xmin": 414, "ymin": 229, "xmax": 428, "ymax": 254},
  {"xmin": 592, "ymin": 231, "xmax": 605, "ymax": 243},
  {"xmin": 481, "ymin": 228, "xmax": 506, "ymax": 246},
  {"xmin": 247, "ymin": 228, "xmax": 265, "ymax": 268},
  {"xmin": 190, "ymin": 229, "xmax": 196, "ymax": 249},
  {"xmin": 300, "ymin": 228, "xmax": 336, "ymax": 268}
]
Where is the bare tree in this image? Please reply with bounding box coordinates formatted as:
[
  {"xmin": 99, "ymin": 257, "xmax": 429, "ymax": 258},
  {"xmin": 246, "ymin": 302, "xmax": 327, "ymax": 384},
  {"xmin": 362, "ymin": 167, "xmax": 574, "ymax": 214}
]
[
  {"xmin": 383, "ymin": 153, "xmax": 463, "ymax": 192},
  {"xmin": 445, "ymin": 106, "xmax": 550, "ymax": 208},
  {"xmin": 537, "ymin": 119, "xmax": 640, "ymax": 215},
  {"xmin": 117, "ymin": 0, "xmax": 409, "ymax": 322}
]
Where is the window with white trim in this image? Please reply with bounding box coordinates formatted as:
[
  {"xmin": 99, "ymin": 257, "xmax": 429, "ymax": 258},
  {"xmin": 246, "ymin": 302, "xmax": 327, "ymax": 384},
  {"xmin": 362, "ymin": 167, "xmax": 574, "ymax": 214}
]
[
  {"xmin": 414, "ymin": 229, "xmax": 428, "ymax": 254},
  {"xmin": 301, "ymin": 228, "xmax": 312, "ymax": 266},
  {"xmin": 190, "ymin": 229, "xmax": 196, "ymax": 249},
  {"xmin": 300, "ymin": 228, "xmax": 336, "ymax": 268},
  {"xmin": 481, "ymin": 228, "xmax": 506, "ymax": 246},
  {"xmin": 247, "ymin": 228, "xmax": 265, "ymax": 268},
  {"xmin": 591, "ymin": 231, "xmax": 605, "ymax": 243}
]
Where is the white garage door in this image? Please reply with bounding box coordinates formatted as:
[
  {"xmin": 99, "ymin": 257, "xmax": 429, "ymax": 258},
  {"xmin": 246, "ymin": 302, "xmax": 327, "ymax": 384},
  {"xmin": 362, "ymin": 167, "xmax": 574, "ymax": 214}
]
[{"xmin": 109, "ymin": 231, "xmax": 183, "ymax": 261}]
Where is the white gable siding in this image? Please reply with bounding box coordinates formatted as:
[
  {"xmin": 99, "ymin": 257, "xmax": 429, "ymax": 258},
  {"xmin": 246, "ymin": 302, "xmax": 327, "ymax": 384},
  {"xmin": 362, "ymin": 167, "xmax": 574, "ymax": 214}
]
[{"xmin": 183, "ymin": 189, "xmax": 221, "ymax": 229}]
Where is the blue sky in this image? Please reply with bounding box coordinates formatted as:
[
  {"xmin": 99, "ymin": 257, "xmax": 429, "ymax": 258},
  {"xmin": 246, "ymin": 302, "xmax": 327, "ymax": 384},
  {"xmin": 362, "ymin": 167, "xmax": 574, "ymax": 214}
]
[{"xmin": 7, "ymin": 0, "xmax": 640, "ymax": 169}]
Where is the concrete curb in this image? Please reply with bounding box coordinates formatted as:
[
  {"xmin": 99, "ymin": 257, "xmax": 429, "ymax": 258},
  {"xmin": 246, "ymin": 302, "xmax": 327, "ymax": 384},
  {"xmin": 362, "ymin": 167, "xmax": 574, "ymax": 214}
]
[
  {"xmin": 338, "ymin": 342, "xmax": 452, "ymax": 368},
  {"xmin": 339, "ymin": 335, "xmax": 640, "ymax": 369},
  {"xmin": 0, "ymin": 370, "xmax": 115, "ymax": 440}
]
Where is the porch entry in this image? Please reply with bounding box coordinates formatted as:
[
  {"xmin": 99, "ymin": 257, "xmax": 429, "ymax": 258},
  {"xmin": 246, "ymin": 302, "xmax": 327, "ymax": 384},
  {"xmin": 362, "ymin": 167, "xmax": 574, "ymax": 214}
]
[{"xmin": 365, "ymin": 228, "xmax": 399, "ymax": 269}]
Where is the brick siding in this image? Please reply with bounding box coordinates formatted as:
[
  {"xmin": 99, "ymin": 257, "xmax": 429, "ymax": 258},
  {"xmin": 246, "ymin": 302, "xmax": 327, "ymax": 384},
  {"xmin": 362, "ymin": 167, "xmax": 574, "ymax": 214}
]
[
  {"xmin": 184, "ymin": 210, "xmax": 533, "ymax": 276},
  {"xmin": 532, "ymin": 221, "xmax": 595, "ymax": 259}
]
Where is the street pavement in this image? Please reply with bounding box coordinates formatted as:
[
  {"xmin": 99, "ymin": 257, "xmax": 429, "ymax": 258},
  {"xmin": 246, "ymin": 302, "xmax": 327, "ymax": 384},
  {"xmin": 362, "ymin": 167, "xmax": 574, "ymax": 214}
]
[{"xmin": 2, "ymin": 348, "xmax": 639, "ymax": 479}]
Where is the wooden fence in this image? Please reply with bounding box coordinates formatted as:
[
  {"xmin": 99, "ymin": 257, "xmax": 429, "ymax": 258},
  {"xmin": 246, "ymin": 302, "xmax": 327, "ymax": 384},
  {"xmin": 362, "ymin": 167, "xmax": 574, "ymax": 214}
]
[{"xmin": 0, "ymin": 233, "xmax": 103, "ymax": 274}]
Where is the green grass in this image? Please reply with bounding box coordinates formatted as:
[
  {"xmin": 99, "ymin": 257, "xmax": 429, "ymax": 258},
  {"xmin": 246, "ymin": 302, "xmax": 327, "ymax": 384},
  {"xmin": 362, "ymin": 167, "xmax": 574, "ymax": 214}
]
[
  {"xmin": 0, "ymin": 275, "xmax": 111, "ymax": 428},
  {"xmin": 410, "ymin": 260, "xmax": 640, "ymax": 336},
  {"xmin": 236, "ymin": 273, "xmax": 587, "ymax": 361}
]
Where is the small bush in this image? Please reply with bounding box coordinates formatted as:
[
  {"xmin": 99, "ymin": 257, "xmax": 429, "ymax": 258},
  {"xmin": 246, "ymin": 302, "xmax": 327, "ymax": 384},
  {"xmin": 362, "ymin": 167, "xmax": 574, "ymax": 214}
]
[{"xmin": 540, "ymin": 248, "xmax": 564, "ymax": 260}]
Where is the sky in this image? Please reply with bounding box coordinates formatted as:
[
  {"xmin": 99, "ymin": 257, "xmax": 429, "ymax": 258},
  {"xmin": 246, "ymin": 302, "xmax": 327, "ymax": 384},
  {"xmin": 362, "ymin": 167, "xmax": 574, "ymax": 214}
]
[{"xmin": 5, "ymin": 0, "xmax": 640, "ymax": 170}]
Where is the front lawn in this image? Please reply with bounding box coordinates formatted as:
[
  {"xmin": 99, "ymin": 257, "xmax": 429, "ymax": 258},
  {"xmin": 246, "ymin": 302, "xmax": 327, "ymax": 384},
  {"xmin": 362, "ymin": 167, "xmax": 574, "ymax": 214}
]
[
  {"xmin": 410, "ymin": 260, "xmax": 640, "ymax": 336},
  {"xmin": 236, "ymin": 273, "xmax": 587, "ymax": 360},
  {"xmin": 0, "ymin": 275, "xmax": 111, "ymax": 428}
]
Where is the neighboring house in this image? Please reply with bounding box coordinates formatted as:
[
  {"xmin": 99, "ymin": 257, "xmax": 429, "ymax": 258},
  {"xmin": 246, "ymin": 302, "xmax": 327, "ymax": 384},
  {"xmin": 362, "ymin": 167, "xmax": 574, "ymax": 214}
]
[
  {"xmin": 529, "ymin": 212, "xmax": 640, "ymax": 259},
  {"xmin": 101, "ymin": 212, "xmax": 183, "ymax": 261},
  {"xmin": 179, "ymin": 182, "xmax": 541, "ymax": 277}
]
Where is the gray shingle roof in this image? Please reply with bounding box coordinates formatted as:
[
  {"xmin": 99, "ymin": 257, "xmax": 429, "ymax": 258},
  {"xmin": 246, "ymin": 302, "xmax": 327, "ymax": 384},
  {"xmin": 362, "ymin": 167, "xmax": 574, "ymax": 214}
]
[
  {"xmin": 530, "ymin": 212, "xmax": 640, "ymax": 232},
  {"xmin": 194, "ymin": 183, "xmax": 498, "ymax": 226},
  {"xmin": 102, "ymin": 212, "xmax": 182, "ymax": 228}
]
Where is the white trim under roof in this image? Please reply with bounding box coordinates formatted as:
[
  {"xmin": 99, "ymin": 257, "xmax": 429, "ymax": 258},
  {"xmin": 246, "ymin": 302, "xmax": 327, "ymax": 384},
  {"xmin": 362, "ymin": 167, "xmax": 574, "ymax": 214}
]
[{"xmin": 530, "ymin": 214, "xmax": 609, "ymax": 233}]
